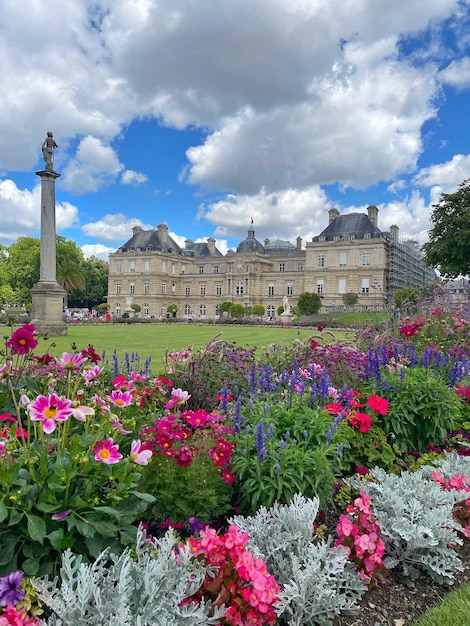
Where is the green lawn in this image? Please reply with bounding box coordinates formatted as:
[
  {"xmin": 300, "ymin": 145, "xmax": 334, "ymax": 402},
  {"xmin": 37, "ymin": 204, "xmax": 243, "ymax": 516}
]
[{"xmin": 40, "ymin": 323, "xmax": 348, "ymax": 371}]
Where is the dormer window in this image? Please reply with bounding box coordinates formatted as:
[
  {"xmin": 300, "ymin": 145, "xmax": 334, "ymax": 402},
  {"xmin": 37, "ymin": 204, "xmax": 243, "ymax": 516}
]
[
  {"xmin": 364, "ymin": 232, "xmax": 371, "ymax": 239},
  {"xmin": 319, "ymin": 236, "xmax": 326, "ymax": 242}
]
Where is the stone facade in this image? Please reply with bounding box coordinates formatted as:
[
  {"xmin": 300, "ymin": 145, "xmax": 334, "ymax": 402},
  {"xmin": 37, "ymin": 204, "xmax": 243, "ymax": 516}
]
[{"xmin": 106, "ymin": 208, "xmax": 437, "ymax": 319}]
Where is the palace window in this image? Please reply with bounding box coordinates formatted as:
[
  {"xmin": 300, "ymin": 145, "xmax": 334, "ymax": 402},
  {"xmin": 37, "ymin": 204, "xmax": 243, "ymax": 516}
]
[
  {"xmin": 213, "ymin": 265, "xmax": 219, "ymax": 274},
  {"xmin": 268, "ymin": 283, "xmax": 274, "ymax": 296},
  {"xmin": 362, "ymin": 278, "xmax": 370, "ymax": 294},
  {"xmin": 318, "ymin": 254, "xmax": 325, "ymax": 267},
  {"xmin": 185, "ymin": 284, "xmax": 191, "ymax": 295},
  {"xmin": 287, "ymin": 283, "xmax": 293, "ymax": 296},
  {"xmin": 216, "ymin": 283, "xmax": 222, "ymax": 296},
  {"xmin": 200, "ymin": 284, "xmax": 206, "ymax": 296},
  {"xmin": 143, "ymin": 303, "xmax": 149, "ymax": 315},
  {"xmin": 116, "ymin": 283, "xmax": 121, "ymax": 295},
  {"xmin": 297, "ymin": 262, "xmax": 303, "ymax": 271},
  {"xmin": 144, "ymin": 281, "xmax": 149, "ymax": 295},
  {"xmin": 236, "ymin": 281, "xmax": 244, "ymax": 295},
  {"xmin": 144, "ymin": 261, "xmax": 150, "ymax": 272},
  {"xmin": 279, "ymin": 263, "xmax": 285, "ymax": 272},
  {"xmin": 317, "ymin": 279, "xmax": 324, "ymax": 295},
  {"xmin": 116, "ymin": 262, "xmax": 122, "ymax": 273},
  {"xmin": 130, "ymin": 283, "xmax": 135, "ymax": 295},
  {"xmin": 199, "ymin": 265, "xmax": 204, "ymax": 274},
  {"xmin": 162, "ymin": 282, "xmax": 166, "ymax": 294},
  {"xmin": 339, "ymin": 253, "xmax": 347, "ymax": 267},
  {"xmin": 130, "ymin": 261, "xmax": 135, "ymax": 273},
  {"xmin": 199, "ymin": 304, "xmax": 206, "ymax": 317},
  {"xmin": 362, "ymin": 252, "xmax": 370, "ymax": 266},
  {"xmin": 116, "ymin": 303, "xmax": 121, "ymax": 315}
]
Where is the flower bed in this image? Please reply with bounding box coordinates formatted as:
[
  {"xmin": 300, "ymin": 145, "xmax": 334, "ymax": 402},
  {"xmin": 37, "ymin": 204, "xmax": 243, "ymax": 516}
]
[{"xmin": 0, "ymin": 308, "xmax": 469, "ymax": 625}]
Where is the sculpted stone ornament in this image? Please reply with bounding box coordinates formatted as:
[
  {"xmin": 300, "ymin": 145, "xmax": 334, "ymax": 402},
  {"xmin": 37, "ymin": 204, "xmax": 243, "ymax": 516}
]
[{"xmin": 42, "ymin": 131, "xmax": 58, "ymax": 171}]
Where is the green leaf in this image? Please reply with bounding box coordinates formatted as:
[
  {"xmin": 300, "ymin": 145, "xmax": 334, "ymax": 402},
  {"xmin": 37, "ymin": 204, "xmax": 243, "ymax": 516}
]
[
  {"xmin": 0, "ymin": 499, "xmax": 8, "ymax": 523},
  {"xmin": 26, "ymin": 514, "xmax": 47, "ymax": 544},
  {"xmin": 129, "ymin": 490, "xmax": 156, "ymax": 503},
  {"xmin": 8, "ymin": 509, "xmax": 24, "ymax": 527},
  {"xmin": 22, "ymin": 557, "xmax": 40, "ymax": 576},
  {"xmin": 0, "ymin": 537, "xmax": 18, "ymax": 565}
]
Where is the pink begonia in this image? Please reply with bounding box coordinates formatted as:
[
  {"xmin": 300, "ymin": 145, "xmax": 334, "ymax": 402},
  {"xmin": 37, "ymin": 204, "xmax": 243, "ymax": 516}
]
[
  {"xmin": 171, "ymin": 388, "xmax": 191, "ymax": 402},
  {"xmin": 28, "ymin": 393, "xmax": 73, "ymax": 434},
  {"xmin": 58, "ymin": 352, "xmax": 87, "ymax": 370},
  {"xmin": 337, "ymin": 515, "xmax": 356, "ymax": 537},
  {"xmin": 130, "ymin": 440, "xmax": 152, "ymax": 465},
  {"xmin": 93, "ymin": 438, "xmax": 123, "ymax": 464},
  {"xmin": 107, "ymin": 390, "xmax": 133, "ymax": 408}
]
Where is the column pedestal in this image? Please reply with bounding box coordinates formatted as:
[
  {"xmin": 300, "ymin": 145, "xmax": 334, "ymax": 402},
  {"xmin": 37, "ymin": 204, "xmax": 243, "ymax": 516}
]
[{"xmin": 30, "ymin": 282, "xmax": 68, "ymax": 336}]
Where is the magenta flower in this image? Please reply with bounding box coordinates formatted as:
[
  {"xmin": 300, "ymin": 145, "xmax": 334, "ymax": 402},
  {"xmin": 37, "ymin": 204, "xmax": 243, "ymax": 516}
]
[
  {"xmin": 0, "ymin": 570, "xmax": 25, "ymax": 607},
  {"xmin": 130, "ymin": 440, "xmax": 152, "ymax": 465},
  {"xmin": 107, "ymin": 390, "xmax": 133, "ymax": 408},
  {"xmin": 29, "ymin": 393, "xmax": 73, "ymax": 434},
  {"xmin": 93, "ymin": 438, "xmax": 123, "ymax": 464},
  {"xmin": 58, "ymin": 352, "xmax": 88, "ymax": 370},
  {"xmin": 6, "ymin": 326, "xmax": 38, "ymax": 355},
  {"xmin": 51, "ymin": 510, "xmax": 71, "ymax": 521}
]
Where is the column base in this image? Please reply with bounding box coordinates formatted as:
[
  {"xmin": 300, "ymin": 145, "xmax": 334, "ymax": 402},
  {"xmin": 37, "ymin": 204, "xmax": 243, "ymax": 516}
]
[{"xmin": 30, "ymin": 282, "xmax": 68, "ymax": 337}]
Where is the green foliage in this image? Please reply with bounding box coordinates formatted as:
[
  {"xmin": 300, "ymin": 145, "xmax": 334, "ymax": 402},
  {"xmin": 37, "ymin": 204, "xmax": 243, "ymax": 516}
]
[
  {"xmin": 33, "ymin": 527, "xmax": 224, "ymax": 625},
  {"xmin": 422, "ymin": 178, "xmax": 470, "ymax": 278},
  {"xmin": 394, "ymin": 286, "xmax": 419, "ymax": 311},
  {"xmin": 139, "ymin": 447, "xmax": 233, "ymax": 525},
  {"xmin": 335, "ymin": 421, "xmax": 401, "ymax": 474},
  {"xmin": 5, "ymin": 237, "xmax": 40, "ymax": 303},
  {"xmin": 366, "ymin": 368, "xmax": 463, "ymax": 453},
  {"xmin": 69, "ymin": 256, "xmax": 109, "ymax": 309},
  {"xmin": 251, "ymin": 304, "xmax": 265, "ymax": 316},
  {"xmin": 230, "ymin": 494, "xmax": 367, "ymax": 625},
  {"xmin": 219, "ymin": 301, "xmax": 233, "ymax": 314},
  {"xmin": 297, "ymin": 292, "xmax": 322, "ymax": 315},
  {"xmin": 130, "ymin": 304, "xmax": 141, "ymax": 313},
  {"xmin": 229, "ymin": 303, "xmax": 245, "ymax": 318},
  {"xmin": 348, "ymin": 467, "xmax": 464, "ymax": 584},
  {"xmin": 167, "ymin": 304, "xmax": 178, "ymax": 313},
  {"xmin": 341, "ymin": 293, "xmax": 358, "ymax": 306},
  {"xmin": 230, "ymin": 396, "xmax": 341, "ymax": 513}
]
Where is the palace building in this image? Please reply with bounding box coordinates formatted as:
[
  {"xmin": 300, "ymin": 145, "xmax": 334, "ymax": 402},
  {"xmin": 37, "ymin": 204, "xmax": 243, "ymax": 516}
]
[{"xmin": 106, "ymin": 206, "xmax": 437, "ymax": 319}]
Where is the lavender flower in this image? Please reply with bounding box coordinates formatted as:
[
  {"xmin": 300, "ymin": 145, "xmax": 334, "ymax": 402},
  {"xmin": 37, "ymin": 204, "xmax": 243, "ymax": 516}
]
[
  {"xmin": 0, "ymin": 570, "xmax": 25, "ymax": 607},
  {"xmin": 255, "ymin": 420, "xmax": 267, "ymax": 462},
  {"xmin": 187, "ymin": 516, "xmax": 203, "ymax": 537}
]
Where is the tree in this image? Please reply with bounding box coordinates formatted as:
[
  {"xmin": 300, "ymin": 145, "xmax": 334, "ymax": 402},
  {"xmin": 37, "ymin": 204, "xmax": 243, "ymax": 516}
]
[
  {"xmin": 5, "ymin": 237, "xmax": 40, "ymax": 304},
  {"xmin": 229, "ymin": 303, "xmax": 245, "ymax": 318},
  {"xmin": 251, "ymin": 304, "xmax": 265, "ymax": 316},
  {"xmin": 342, "ymin": 293, "xmax": 358, "ymax": 306},
  {"xmin": 69, "ymin": 256, "xmax": 109, "ymax": 309},
  {"xmin": 422, "ymin": 179, "xmax": 470, "ymax": 277},
  {"xmin": 297, "ymin": 292, "xmax": 322, "ymax": 315},
  {"xmin": 394, "ymin": 287, "xmax": 419, "ymax": 311},
  {"xmin": 219, "ymin": 301, "xmax": 234, "ymax": 314},
  {"xmin": 56, "ymin": 238, "xmax": 86, "ymax": 309}
]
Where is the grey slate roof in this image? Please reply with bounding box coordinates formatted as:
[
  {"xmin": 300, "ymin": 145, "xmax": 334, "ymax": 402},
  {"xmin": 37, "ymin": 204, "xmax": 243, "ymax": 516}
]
[
  {"xmin": 312, "ymin": 212, "xmax": 385, "ymax": 242},
  {"xmin": 117, "ymin": 229, "xmax": 182, "ymax": 254},
  {"xmin": 236, "ymin": 228, "xmax": 265, "ymax": 254},
  {"xmin": 181, "ymin": 242, "xmax": 223, "ymax": 258}
]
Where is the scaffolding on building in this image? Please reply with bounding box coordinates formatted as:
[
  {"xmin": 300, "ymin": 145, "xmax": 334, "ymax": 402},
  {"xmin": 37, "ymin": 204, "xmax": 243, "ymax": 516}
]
[{"xmin": 386, "ymin": 236, "xmax": 437, "ymax": 296}]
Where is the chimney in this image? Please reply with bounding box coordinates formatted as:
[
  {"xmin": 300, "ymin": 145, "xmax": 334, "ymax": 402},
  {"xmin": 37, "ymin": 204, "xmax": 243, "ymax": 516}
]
[
  {"xmin": 185, "ymin": 239, "xmax": 194, "ymax": 249},
  {"xmin": 296, "ymin": 236, "xmax": 302, "ymax": 251},
  {"xmin": 132, "ymin": 226, "xmax": 143, "ymax": 236},
  {"xmin": 328, "ymin": 208, "xmax": 340, "ymax": 224},
  {"xmin": 389, "ymin": 224, "xmax": 399, "ymax": 240},
  {"xmin": 264, "ymin": 238, "xmax": 270, "ymax": 246},
  {"xmin": 207, "ymin": 237, "xmax": 216, "ymax": 254},
  {"xmin": 367, "ymin": 205, "xmax": 378, "ymax": 228}
]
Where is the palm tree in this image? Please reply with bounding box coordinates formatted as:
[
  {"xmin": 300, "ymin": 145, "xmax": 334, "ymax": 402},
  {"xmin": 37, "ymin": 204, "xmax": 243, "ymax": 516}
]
[{"xmin": 57, "ymin": 260, "xmax": 86, "ymax": 309}]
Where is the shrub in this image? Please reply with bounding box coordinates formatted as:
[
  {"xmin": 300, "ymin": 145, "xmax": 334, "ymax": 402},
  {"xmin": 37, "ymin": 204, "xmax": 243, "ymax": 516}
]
[{"xmin": 230, "ymin": 494, "xmax": 367, "ymax": 625}]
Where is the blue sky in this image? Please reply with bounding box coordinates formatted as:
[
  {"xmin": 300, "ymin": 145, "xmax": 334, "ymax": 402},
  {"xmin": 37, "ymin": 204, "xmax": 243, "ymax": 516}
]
[{"xmin": 1, "ymin": 0, "xmax": 470, "ymax": 260}]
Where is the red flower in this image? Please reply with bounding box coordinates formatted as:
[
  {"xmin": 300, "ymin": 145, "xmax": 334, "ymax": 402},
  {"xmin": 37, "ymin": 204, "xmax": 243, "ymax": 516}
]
[
  {"xmin": 81, "ymin": 346, "xmax": 102, "ymax": 363},
  {"xmin": 349, "ymin": 412, "xmax": 372, "ymax": 433},
  {"xmin": 221, "ymin": 469, "xmax": 236, "ymax": 485},
  {"xmin": 366, "ymin": 394, "xmax": 388, "ymax": 416},
  {"xmin": 6, "ymin": 325, "xmax": 38, "ymax": 355},
  {"xmin": 317, "ymin": 323, "xmax": 326, "ymax": 332},
  {"xmin": 399, "ymin": 323, "xmax": 419, "ymax": 337}
]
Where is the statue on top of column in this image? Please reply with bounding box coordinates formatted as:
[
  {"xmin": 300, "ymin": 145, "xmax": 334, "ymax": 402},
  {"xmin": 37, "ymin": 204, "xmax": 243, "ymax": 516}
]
[{"xmin": 41, "ymin": 132, "xmax": 58, "ymax": 171}]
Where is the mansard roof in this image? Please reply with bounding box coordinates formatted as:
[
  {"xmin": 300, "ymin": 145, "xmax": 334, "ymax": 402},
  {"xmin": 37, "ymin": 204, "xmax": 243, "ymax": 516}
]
[
  {"xmin": 181, "ymin": 242, "xmax": 223, "ymax": 258},
  {"xmin": 312, "ymin": 212, "xmax": 384, "ymax": 242},
  {"xmin": 117, "ymin": 227, "xmax": 182, "ymax": 254},
  {"xmin": 265, "ymin": 239, "xmax": 299, "ymax": 253}
]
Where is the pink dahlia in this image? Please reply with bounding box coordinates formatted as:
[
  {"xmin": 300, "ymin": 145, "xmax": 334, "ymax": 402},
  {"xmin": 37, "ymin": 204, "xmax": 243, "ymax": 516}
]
[
  {"xmin": 93, "ymin": 438, "xmax": 123, "ymax": 464},
  {"xmin": 6, "ymin": 326, "xmax": 38, "ymax": 355},
  {"xmin": 28, "ymin": 393, "xmax": 73, "ymax": 434}
]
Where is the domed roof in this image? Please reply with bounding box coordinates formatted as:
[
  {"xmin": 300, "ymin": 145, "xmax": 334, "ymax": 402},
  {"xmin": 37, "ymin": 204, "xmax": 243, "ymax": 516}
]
[{"xmin": 236, "ymin": 227, "xmax": 265, "ymax": 254}]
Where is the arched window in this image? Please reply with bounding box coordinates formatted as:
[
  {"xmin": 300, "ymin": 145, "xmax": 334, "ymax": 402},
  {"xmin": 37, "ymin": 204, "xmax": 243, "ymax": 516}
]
[
  {"xmin": 143, "ymin": 303, "xmax": 149, "ymax": 315},
  {"xmin": 116, "ymin": 303, "xmax": 121, "ymax": 316},
  {"xmin": 267, "ymin": 305, "xmax": 275, "ymax": 318},
  {"xmin": 184, "ymin": 304, "xmax": 191, "ymax": 315},
  {"xmin": 199, "ymin": 304, "xmax": 206, "ymax": 317}
]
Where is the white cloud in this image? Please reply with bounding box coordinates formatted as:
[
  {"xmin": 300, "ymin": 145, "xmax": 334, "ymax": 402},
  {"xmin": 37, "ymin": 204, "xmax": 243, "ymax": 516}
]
[
  {"xmin": 199, "ymin": 186, "xmax": 331, "ymax": 243},
  {"xmin": 81, "ymin": 213, "xmax": 155, "ymax": 242},
  {"xmin": 61, "ymin": 136, "xmax": 124, "ymax": 194},
  {"xmin": 413, "ymin": 154, "xmax": 470, "ymax": 190},
  {"xmin": 81, "ymin": 243, "xmax": 115, "ymax": 261},
  {"xmin": 121, "ymin": 169, "xmax": 148, "ymax": 185},
  {"xmin": 440, "ymin": 58, "xmax": 470, "ymax": 89},
  {"xmin": 0, "ymin": 178, "xmax": 78, "ymax": 242}
]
